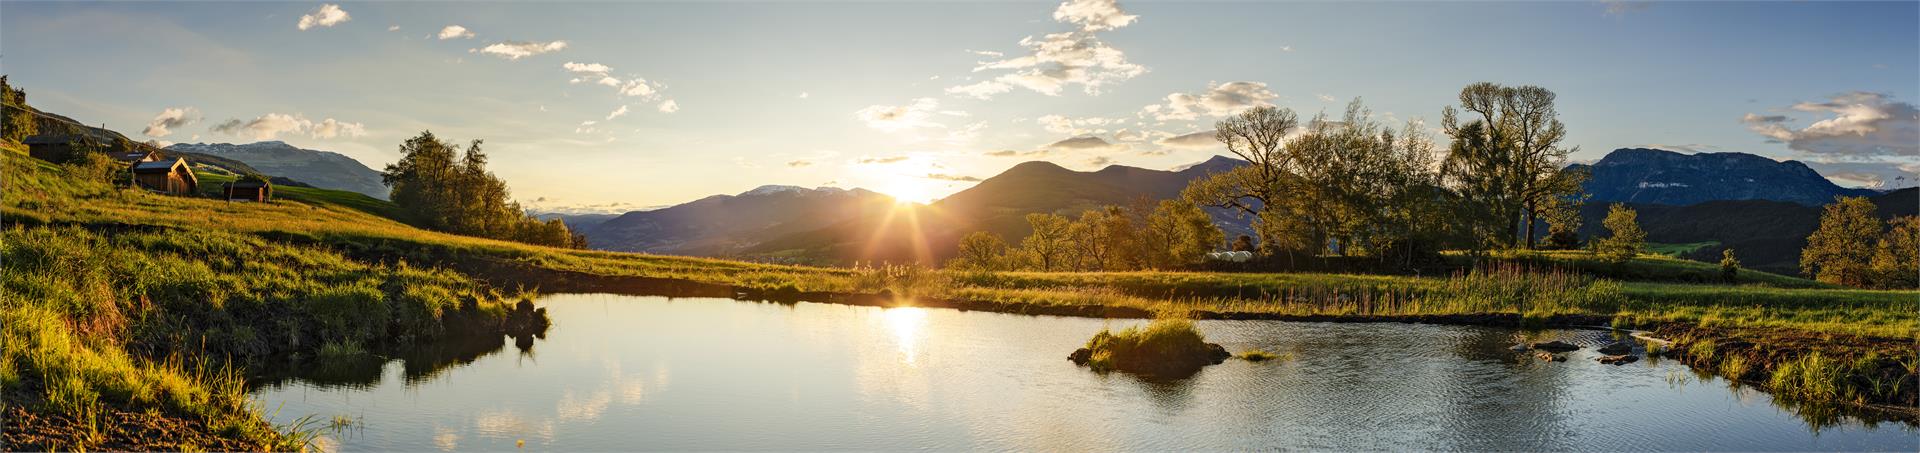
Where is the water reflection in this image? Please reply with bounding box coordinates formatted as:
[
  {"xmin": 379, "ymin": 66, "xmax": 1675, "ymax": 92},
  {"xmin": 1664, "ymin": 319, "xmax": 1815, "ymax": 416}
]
[{"xmin": 254, "ymin": 294, "xmax": 1918, "ymax": 451}]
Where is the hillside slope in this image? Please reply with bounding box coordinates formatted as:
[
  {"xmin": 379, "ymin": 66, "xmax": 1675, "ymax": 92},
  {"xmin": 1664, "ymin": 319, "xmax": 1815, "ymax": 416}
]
[
  {"xmin": 1579, "ymin": 188, "xmax": 1918, "ymax": 274},
  {"xmin": 167, "ymin": 141, "xmax": 388, "ymax": 199},
  {"xmin": 583, "ymin": 185, "xmax": 897, "ymax": 256}
]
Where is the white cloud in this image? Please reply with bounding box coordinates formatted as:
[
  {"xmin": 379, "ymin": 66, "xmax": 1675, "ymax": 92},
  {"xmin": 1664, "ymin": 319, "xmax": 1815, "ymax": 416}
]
[
  {"xmin": 474, "ymin": 40, "xmax": 568, "ymax": 60},
  {"xmin": 946, "ymin": 0, "xmax": 1143, "ymax": 99},
  {"xmin": 142, "ymin": 107, "xmax": 200, "ymax": 138},
  {"xmin": 617, "ymin": 79, "xmax": 655, "ymax": 97},
  {"xmin": 798, "ymin": 92, "xmax": 811, "ymax": 99},
  {"xmin": 210, "ymin": 113, "xmax": 364, "ymax": 140},
  {"xmin": 1052, "ymin": 0, "xmax": 1137, "ymax": 32},
  {"xmin": 1036, "ymin": 114, "xmax": 1121, "ymax": 135},
  {"xmin": 1317, "ymin": 93, "xmax": 1337, "ymax": 102},
  {"xmin": 657, "ymin": 100, "xmax": 679, "ymax": 113},
  {"xmin": 606, "ymin": 105, "xmax": 629, "ymax": 120},
  {"xmin": 949, "ymin": 31, "xmax": 1144, "ymax": 99},
  {"xmin": 297, "ymin": 4, "xmax": 351, "ymax": 30},
  {"xmin": 855, "ymin": 98, "xmax": 945, "ymax": 131},
  {"xmin": 1156, "ymin": 130, "xmax": 1221, "ymax": 149},
  {"xmin": 1741, "ymin": 92, "xmax": 1919, "ymax": 159},
  {"xmin": 387, "ymin": 25, "xmax": 401, "ymax": 32},
  {"xmin": 575, "ymin": 120, "xmax": 598, "ymax": 134},
  {"xmin": 437, "ymin": 25, "xmax": 476, "ymax": 40},
  {"xmin": 1140, "ymin": 81, "xmax": 1279, "ymax": 121},
  {"xmin": 1804, "ymin": 161, "xmax": 1920, "ymax": 189},
  {"xmin": 564, "ymin": 61, "xmax": 612, "ymax": 75}
]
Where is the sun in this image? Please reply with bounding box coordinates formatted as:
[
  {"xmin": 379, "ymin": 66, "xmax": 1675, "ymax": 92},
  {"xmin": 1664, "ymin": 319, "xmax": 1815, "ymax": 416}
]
[{"xmin": 879, "ymin": 174, "xmax": 938, "ymax": 205}]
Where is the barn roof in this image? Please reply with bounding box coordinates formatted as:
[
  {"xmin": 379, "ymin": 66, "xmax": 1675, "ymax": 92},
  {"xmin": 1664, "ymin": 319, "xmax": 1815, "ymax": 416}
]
[{"xmin": 132, "ymin": 158, "xmax": 185, "ymax": 173}]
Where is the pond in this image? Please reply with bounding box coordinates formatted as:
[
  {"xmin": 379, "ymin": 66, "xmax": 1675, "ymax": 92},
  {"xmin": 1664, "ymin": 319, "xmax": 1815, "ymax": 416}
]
[{"xmin": 253, "ymin": 293, "xmax": 1916, "ymax": 451}]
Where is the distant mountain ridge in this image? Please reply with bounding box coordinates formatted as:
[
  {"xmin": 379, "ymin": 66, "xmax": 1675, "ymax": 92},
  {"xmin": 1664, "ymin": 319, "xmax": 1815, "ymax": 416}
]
[
  {"xmin": 165, "ymin": 141, "xmax": 388, "ymax": 199},
  {"xmin": 1573, "ymin": 148, "xmax": 1876, "ymax": 206},
  {"xmin": 582, "ymin": 185, "xmax": 897, "ymax": 256}
]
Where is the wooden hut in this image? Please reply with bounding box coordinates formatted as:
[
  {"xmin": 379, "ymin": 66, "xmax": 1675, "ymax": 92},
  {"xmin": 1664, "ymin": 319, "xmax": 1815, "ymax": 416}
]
[
  {"xmin": 131, "ymin": 158, "xmax": 199, "ymax": 195},
  {"xmin": 222, "ymin": 178, "xmax": 272, "ymax": 202}
]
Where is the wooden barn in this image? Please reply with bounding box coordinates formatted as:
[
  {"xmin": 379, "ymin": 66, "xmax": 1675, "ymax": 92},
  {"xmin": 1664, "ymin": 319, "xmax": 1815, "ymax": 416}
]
[
  {"xmin": 222, "ymin": 179, "xmax": 273, "ymax": 202},
  {"xmin": 131, "ymin": 158, "xmax": 199, "ymax": 195}
]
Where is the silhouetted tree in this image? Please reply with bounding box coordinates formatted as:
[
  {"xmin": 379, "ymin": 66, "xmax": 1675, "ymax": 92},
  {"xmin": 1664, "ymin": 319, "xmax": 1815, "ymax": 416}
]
[
  {"xmin": 382, "ymin": 131, "xmax": 583, "ymax": 248},
  {"xmin": 1596, "ymin": 203, "xmax": 1644, "ymax": 264}
]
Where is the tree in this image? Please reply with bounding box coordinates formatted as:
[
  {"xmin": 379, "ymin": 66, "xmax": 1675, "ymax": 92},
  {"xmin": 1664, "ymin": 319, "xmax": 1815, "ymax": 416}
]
[
  {"xmin": 382, "ymin": 131, "xmax": 583, "ymax": 248},
  {"xmin": 1541, "ymin": 169, "xmax": 1590, "ymax": 250},
  {"xmin": 1596, "ymin": 203, "xmax": 1644, "ymax": 264},
  {"xmin": 1440, "ymin": 82, "xmax": 1580, "ymax": 250},
  {"xmin": 1140, "ymin": 200, "xmax": 1222, "ymax": 269},
  {"xmin": 1801, "ymin": 196, "xmax": 1880, "ymax": 287},
  {"xmin": 950, "ymin": 231, "xmax": 1008, "ymax": 271},
  {"xmin": 1, "ymin": 76, "xmax": 37, "ymax": 143},
  {"xmin": 1720, "ymin": 248, "xmax": 1741, "ymax": 282},
  {"xmin": 1018, "ymin": 213, "xmax": 1074, "ymax": 271},
  {"xmin": 1868, "ymin": 216, "xmax": 1918, "ymax": 289}
]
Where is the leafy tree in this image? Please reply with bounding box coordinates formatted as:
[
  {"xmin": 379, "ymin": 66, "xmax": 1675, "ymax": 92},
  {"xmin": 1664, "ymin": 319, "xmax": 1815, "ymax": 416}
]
[
  {"xmin": 1140, "ymin": 200, "xmax": 1222, "ymax": 269},
  {"xmin": 1, "ymin": 76, "xmax": 37, "ymax": 143},
  {"xmin": 382, "ymin": 131, "xmax": 583, "ymax": 248},
  {"xmin": 1440, "ymin": 82, "xmax": 1580, "ymax": 250},
  {"xmin": 1800, "ymin": 196, "xmax": 1880, "ymax": 287},
  {"xmin": 1596, "ymin": 203, "xmax": 1644, "ymax": 264},
  {"xmin": 1540, "ymin": 168, "xmax": 1589, "ymax": 250},
  {"xmin": 1720, "ymin": 248, "xmax": 1741, "ymax": 282},
  {"xmin": 1017, "ymin": 213, "xmax": 1074, "ymax": 271},
  {"xmin": 950, "ymin": 231, "xmax": 1008, "ymax": 271},
  {"xmin": 1868, "ymin": 216, "xmax": 1918, "ymax": 289}
]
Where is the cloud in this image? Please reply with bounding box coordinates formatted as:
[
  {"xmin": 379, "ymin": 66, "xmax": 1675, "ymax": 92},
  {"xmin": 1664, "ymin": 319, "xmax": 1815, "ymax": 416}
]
[
  {"xmin": 858, "ymin": 156, "xmax": 910, "ymax": 164},
  {"xmin": 297, "ymin": 4, "xmax": 350, "ymax": 30},
  {"xmin": 617, "ymin": 79, "xmax": 655, "ymax": 97},
  {"xmin": 787, "ymin": 160, "xmax": 814, "ymax": 168},
  {"xmin": 210, "ymin": 113, "xmax": 364, "ymax": 140},
  {"xmin": 387, "ymin": 25, "xmax": 400, "ymax": 32},
  {"xmin": 1046, "ymin": 135, "xmax": 1126, "ymax": 152},
  {"xmin": 564, "ymin": 61, "xmax": 612, "ymax": 75},
  {"xmin": 1036, "ymin": 114, "xmax": 1121, "ymax": 135},
  {"xmin": 946, "ymin": 0, "xmax": 1143, "ymax": 99},
  {"xmin": 437, "ymin": 25, "xmax": 475, "ymax": 40},
  {"xmin": 574, "ymin": 120, "xmax": 598, "ymax": 134},
  {"xmin": 985, "ymin": 149, "xmax": 1036, "ymax": 157},
  {"xmin": 657, "ymin": 100, "xmax": 679, "ymax": 113},
  {"xmin": 855, "ymin": 98, "xmax": 945, "ymax": 131},
  {"xmin": 142, "ymin": 107, "xmax": 200, "ymax": 138},
  {"xmin": 925, "ymin": 173, "xmax": 983, "ymax": 182},
  {"xmin": 474, "ymin": 40, "xmax": 568, "ymax": 60},
  {"xmin": 1087, "ymin": 156, "xmax": 1116, "ymax": 167},
  {"xmin": 1316, "ymin": 93, "xmax": 1337, "ymax": 102},
  {"xmin": 1156, "ymin": 130, "xmax": 1221, "ymax": 149},
  {"xmin": 1804, "ymin": 161, "xmax": 1920, "ymax": 189},
  {"xmin": 797, "ymin": 92, "xmax": 811, "ymax": 99},
  {"xmin": 1140, "ymin": 81, "xmax": 1279, "ymax": 121},
  {"xmin": 606, "ymin": 105, "xmax": 629, "ymax": 120},
  {"xmin": 1741, "ymin": 92, "xmax": 1919, "ymax": 159},
  {"xmin": 1052, "ymin": 0, "xmax": 1138, "ymax": 32}
]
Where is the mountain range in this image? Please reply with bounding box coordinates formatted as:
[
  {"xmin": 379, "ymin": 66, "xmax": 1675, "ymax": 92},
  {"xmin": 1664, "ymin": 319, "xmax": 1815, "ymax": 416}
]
[
  {"xmin": 1574, "ymin": 148, "xmax": 1878, "ymax": 206},
  {"xmin": 166, "ymin": 141, "xmax": 389, "ymax": 199}
]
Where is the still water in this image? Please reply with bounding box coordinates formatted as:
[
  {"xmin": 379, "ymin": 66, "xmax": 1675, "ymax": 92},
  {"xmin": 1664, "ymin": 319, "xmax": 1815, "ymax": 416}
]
[{"xmin": 254, "ymin": 293, "xmax": 1916, "ymax": 451}]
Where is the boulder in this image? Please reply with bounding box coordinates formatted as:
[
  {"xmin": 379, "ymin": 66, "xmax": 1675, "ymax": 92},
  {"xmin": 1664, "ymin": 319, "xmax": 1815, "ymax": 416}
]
[
  {"xmin": 1068, "ymin": 348, "xmax": 1093, "ymax": 364},
  {"xmin": 1597, "ymin": 340, "xmax": 1634, "ymax": 355},
  {"xmin": 1530, "ymin": 340, "xmax": 1580, "ymax": 353},
  {"xmin": 1509, "ymin": 343, "xmax": 1531, "ymax": 352},
  {"xmin": 1534, "ymin": 351, "xmax": 1566, "ymax": 362},
  {"xmin": 1597, "ymin": 354, "xmax": 1639, "ymax": 365}
]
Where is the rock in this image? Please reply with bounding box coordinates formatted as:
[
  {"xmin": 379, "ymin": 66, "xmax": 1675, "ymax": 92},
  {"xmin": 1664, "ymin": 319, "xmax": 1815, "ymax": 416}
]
[
  {"xmin": 1534, "ymin": 351, "xmax": 1566, "ymax": 362},
  {"xmin": 1509, "ymin": 343, "xmax": 1530, "ymax": 352},
  {"xmin": 1597, "ymin": 354, "xmax": 1639, "ymax": 365},
  {"xmin": 1068, "ymin": 348, "xmax": 1093, "ymax": 364},
  {"xmin": 1530, "ymin": 340, "xmax": 1580, "ymax": 353},
  {"xmin": 1597, "ymin": 340, "xmax": 1634, "ymax": 355}
]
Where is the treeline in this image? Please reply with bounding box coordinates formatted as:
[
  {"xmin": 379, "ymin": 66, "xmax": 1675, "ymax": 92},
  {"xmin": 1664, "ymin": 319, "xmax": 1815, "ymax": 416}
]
[
  {"xmin": 382, "ymin": 131, "xmax": 585, "ymax": 249},
  {"xmin": 947, "ymin": 198, "xmax": 1222, "ymax": 272},
  {"xmin": 1800, "ymin": 196, "xmax": 1917, "ymax": 289}
]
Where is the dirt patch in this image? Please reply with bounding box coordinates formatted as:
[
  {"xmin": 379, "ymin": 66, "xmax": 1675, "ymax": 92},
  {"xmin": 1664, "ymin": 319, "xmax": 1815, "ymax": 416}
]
[{"xmin": 1, "ymin": 404, "xmax": 273, "ymax": 452}]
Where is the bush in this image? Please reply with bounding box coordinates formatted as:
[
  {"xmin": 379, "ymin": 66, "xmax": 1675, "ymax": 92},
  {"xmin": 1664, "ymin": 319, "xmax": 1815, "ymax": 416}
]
[{"xmin": 1071, "ymin": 318, "xmax": 1229, "ymax": 376}]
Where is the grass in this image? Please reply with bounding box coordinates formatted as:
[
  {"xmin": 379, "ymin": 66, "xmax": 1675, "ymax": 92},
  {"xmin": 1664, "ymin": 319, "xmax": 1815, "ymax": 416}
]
[
  {"xmin": 1647, "ymin": 241, "xmax": 1720, "ymax": 257},
  {"xmin": 1078, "ymin": 318, "xmax": 1219, "ymax": 374}
]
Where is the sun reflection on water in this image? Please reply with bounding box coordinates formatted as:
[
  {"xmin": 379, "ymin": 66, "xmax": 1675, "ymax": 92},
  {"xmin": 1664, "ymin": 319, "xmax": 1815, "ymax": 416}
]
[{"xmin": 883, "ymin": 307, "xmax": 930, "ymax": 366}]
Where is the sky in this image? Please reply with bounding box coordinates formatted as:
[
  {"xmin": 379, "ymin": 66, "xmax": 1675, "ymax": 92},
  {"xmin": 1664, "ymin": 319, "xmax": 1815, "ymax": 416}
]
[{"xmin": 3, "ymin": 1, "xmax": 1915, "ymax": 212}]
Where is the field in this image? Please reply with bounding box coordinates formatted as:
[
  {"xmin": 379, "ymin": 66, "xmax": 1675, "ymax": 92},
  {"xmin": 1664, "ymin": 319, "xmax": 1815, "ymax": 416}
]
[{"xmin": 3, "ymin": 145, "xmax": 1916, "ymax": 448}]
